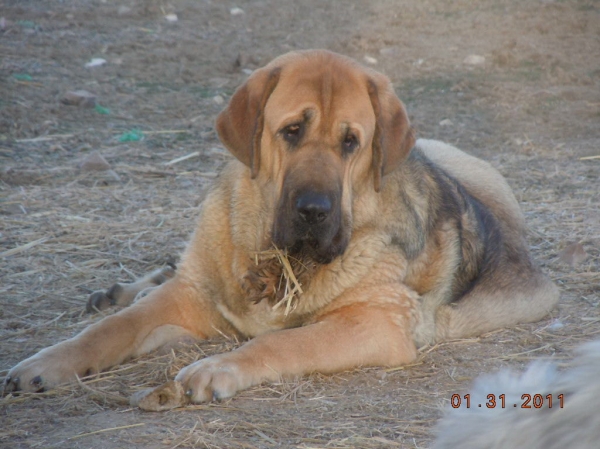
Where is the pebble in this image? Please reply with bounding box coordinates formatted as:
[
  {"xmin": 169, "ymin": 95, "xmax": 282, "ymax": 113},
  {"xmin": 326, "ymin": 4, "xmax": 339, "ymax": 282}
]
[
  {"xmin": 364, "ymin": 55, "xmax": 378, "ymax": 65},
  {"xmin": 85, "ymin": 58, "xmax": 107, "ymax": 68},
  {"xmin": 79, "ymin": 151, "xmax": 111, "ymax": 172},
  {"xmin": 547, "ymin": 320, "xmax": 564, "ymax": 332},
  {"xmin": 62, "ymin": 90, "xmax": 97, "ymax": 108},
  {"xmin": 463, "ymin": 54, "xmax": 485, "ymax": 66}
]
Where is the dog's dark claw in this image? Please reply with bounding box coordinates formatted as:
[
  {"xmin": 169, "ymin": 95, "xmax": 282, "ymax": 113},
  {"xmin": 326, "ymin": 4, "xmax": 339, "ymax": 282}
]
[
  {"xmin": 29, "ymin": 376, "xmax": 45, "ymax": 393},
  {"xmin": 3, "ymin": 376, "xmax": 20, "ymax": 394},
  {"xmin": 106, "ymin": 283, "xmax": 123, "ymax": 303},
  {"xmin": 86, "ymin": 290, "xmax": 112, "ymax": 313}
]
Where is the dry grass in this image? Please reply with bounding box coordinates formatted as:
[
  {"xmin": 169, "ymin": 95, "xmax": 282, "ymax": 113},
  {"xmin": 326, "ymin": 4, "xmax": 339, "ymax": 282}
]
[{"xmin": 251, "ymin": 247, "xmax": 305, "ymax": 315}]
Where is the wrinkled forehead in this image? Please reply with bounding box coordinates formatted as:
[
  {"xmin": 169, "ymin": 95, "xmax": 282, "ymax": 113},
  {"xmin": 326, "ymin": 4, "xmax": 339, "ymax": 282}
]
[{"xmin": 264, "ymin": 59, "xmax": 375, "ymax": 129}]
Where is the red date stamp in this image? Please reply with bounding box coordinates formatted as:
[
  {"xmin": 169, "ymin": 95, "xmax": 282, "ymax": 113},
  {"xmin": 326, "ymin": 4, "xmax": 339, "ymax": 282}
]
[{"xmin": 450, "ymin": 393, "xmax": 564, "ymax": 409}]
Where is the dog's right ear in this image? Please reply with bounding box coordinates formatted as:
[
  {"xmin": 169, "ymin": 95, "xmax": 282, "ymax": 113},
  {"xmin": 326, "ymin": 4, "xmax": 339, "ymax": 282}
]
[{"xmin": 216, "ymin": 67, "xmax": 281, "ymax": 178}]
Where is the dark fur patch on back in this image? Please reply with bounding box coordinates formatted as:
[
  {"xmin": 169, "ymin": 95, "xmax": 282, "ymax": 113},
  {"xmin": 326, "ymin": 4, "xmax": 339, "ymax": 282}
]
[{"xmin": 402, "ymin": 149, "xmax": 509, "ymax": 303}]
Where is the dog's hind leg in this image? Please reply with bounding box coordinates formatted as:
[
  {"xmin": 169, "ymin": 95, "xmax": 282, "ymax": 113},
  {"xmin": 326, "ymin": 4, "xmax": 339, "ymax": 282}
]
[
  {"xmin": 86, "ymin": 264, "xmax": 177, "ymax": 312},
  {"xmin": 435, "ymin": 264, "xmax": 559, "ymax": 341}
]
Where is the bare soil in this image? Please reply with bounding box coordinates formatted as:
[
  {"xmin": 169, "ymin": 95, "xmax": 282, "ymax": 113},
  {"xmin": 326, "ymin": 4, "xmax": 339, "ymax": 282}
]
[{"xmin": 1, "ymin": 0, "xmax": 599, "ymax": 448}]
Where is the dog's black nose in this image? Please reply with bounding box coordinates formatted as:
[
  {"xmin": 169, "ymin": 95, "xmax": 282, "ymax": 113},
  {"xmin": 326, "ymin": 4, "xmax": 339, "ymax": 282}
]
[{"xmin": 295, "ymin": 192, "xmax": 331, "ymax": 225}]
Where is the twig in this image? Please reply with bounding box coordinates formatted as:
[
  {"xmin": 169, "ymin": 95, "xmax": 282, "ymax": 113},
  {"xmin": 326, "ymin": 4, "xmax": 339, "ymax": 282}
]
[
  {"xmin": 14, "ymin": 80, "xmax": 44, "ymax": 87},
  {"xmin": 496, "ymin": 343, "xmax": 553, "ymax": 360},
  {"xmin": 67, "ymin": 423, "xmax": 145, "ymax": 440},
  {"xmin": 143, "ymin": 130, "xmax": 188, "ymax": 135},
  {"xmin": 254, "ymin": 430, "xmax": 277, "ymax": 445},
  {"xmin": 580, "ymin": 155, "xmax": 600, "ymax": 161},
  {"xmin": 384, "ymin": 361, "xmax": 425, "ymax": 373},
  {"xmin": 15, "ymin": 134, "xmax": 74, "ymax": 143},
  {"xmin": 164, "ymin": 151, "xmax": 200, "ymax": 166},
  {"xmin": 1, "ymin": 236, "xmax": 50, "ymax": 258},
  {"xmin": 74, "ymin": 375, "xmax": 130, "ymax": 405}
]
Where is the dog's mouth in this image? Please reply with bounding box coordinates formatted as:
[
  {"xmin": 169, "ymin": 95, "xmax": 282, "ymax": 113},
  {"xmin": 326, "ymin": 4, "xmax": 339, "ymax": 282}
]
[
  {"xmin": 242, "ymin": 206, "xmax": 350, "ymax": 308},
  {"xmin": 272, "ymin": 211, "xmax": 350, "ymax": 265},
  {"xmin": 285, "ymin": 230, "xmax": 346, "ymax": 265},
  {"xmin": 271, "ymin": 186, "xmax": 350, "ymax": 265}
]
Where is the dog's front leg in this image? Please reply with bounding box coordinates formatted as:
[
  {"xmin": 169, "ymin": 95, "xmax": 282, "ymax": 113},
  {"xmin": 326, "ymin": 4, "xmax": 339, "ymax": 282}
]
[
  {"xmin": 177, "ymin": 290, "xmax": 418, "ymax": 403},
  {"xmin": 4, "ymin": 278, "xmax": 223, "ymax": 393}
]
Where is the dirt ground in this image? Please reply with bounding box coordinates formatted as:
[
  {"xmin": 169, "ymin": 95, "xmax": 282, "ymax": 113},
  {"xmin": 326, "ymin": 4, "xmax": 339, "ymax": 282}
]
[{"xmin": 1, "ymin": 0, "xmax": 599, "ymax": 447}]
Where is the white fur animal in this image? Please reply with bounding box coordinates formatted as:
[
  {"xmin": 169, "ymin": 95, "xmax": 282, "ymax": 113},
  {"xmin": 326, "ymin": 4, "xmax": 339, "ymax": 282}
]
[{"xmin": 434, "ymin": 340, "xmax": 600, "ymax": 449}]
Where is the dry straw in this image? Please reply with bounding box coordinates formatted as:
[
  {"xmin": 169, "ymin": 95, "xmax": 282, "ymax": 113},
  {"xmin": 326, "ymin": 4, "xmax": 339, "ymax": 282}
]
[{"xmin": 252, "ymin": 246, "xmax": 304, "ymax": 316}]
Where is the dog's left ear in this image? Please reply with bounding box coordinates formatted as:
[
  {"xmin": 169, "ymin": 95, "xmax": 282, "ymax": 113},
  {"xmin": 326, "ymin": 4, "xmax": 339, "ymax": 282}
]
[
  {"xmin": 367, "ymin": 76, "xmax": 415, "ymax": 192},
  {"xmin": 216, "ymin": 67, "xmax": 281, "ymax": 178}
]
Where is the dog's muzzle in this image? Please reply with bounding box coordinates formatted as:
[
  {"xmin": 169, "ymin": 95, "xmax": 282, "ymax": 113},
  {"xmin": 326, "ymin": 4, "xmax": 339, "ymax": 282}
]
[{"xmin": 272, "ymin": 187, "xmax": 348, "ymax": 264}]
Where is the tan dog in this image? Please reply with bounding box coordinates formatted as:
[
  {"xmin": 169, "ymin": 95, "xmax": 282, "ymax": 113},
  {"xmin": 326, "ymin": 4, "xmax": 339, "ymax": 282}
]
[{"xmin": 4, "ymin": 50, "xmax": 558, "ymax": 403}]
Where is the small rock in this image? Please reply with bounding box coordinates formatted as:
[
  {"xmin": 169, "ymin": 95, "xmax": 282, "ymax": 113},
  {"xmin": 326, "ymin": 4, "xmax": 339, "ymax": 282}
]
[
  {"xmin": 230, "ymin": 7, "xmax": 245, "ymax": 15},
  {"xmin": 85, "ymin": 58, "xmax": 107, "ymax": 68},
  {"xmin": 558, "ymin": 242, "xmax": 588, "ymax": 267},
  {"xmin": 364, "ymin": 55, "xmax": 378, "ymax": 65},
  {"xmin": 547, "ymin": 320, "xmax": 564, "ymax": 332},
  {"xmin": 62, "ymin": 90, "xmax": 97, "ymax": 108},
  {"xmin": 213, "ymin": 95, "xmax": 224, "ymax": 105},
  {"xmin": 80, "ymin": 151, "xmax": 111, "ymax": 172},
  {"xmin": 165, "ymin": 13, "xmax": 178, "ymax": 22},
  {"xmin": 463, "ymin": 54, "xmax": 485, "ymax": 66},
  {"xmin": 439, "ymin": 119, "xmax": 454, "ymax": 127}
]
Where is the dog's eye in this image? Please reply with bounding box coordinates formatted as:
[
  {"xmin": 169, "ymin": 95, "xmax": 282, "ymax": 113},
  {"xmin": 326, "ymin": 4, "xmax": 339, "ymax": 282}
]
[
  {"xmin": 282, "ymin": 124, "xmax": 303, "ymax": 145},
  {"xmin": 342, "ymin": 133, "xmax": 358, "ymax": 155}
]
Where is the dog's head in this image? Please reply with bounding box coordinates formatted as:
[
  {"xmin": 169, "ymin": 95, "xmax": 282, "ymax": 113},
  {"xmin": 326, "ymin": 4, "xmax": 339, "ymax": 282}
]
[{"xmin": 216, "ymin": 50, "xmax": 415, "ymax": 264}]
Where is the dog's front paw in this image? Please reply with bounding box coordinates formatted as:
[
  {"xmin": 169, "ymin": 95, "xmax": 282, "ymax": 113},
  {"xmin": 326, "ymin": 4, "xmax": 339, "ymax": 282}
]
[
  {"xmin": 175, "ymin": 353, "xmax": 256, "ymax": 403},
  {"xmin": 3, "ymin": 342, "xmax": 96, "ymax": 394}
]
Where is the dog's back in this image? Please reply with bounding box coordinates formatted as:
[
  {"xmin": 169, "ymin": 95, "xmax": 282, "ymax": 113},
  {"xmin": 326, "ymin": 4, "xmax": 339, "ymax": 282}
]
[
  {"xmin": 417, "ymin": 138, "xmax": 524, "ymax": 232},
  {"xmin": 403, "ymin": 140, "xmax": 559, "ymax": 343}
]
